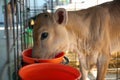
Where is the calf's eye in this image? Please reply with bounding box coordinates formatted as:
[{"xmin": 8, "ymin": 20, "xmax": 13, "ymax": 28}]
[{"xmin": 41, "ymin": 32, "xmax": 48, "ymax": 40}]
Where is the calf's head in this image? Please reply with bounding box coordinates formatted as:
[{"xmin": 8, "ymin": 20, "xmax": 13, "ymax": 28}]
[{"xmin": 32, "ymin": 8, "xmax": 70, "ymax": 59}]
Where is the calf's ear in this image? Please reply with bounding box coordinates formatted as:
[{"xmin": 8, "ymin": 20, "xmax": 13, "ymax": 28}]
[{"xmin": 54, "ymin": 8, "xmax": 68, "ymax": 26}]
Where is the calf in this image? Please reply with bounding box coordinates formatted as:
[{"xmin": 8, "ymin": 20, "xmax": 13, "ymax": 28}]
[{"xmin": 32, "ymin": 1, "xmax": 120, "ymax": 80}]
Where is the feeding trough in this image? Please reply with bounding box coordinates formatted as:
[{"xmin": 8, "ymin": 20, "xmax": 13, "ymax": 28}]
[
  {"xmin": 19, "ymin": 63, "xmax": 81, "ymax": 80},
  {"xmin": 22, "ymin": 48, "xmax": 68, "ymax": 65}
]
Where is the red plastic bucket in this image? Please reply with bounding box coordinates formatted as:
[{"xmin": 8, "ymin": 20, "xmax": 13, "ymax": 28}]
[
  {"xmin": 19, "ymin": 63, "xmax": 81, "ymax": 80},
  {"xmin": 22, "ymin": 48, "xmax": 65, "ymax": 65}
]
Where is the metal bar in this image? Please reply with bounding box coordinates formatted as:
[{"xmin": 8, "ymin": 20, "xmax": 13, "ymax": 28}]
[
  {"xmin": 11, "ymin": 0, "xmax": 18, "ymax": 79},
  {"xmin": 51, "ymin": 0, "xmax": 54, "ymax": 13},
  {"xmin": 3, "ymin": 0, "xmax": 11, "ymax": 80},
  {"xmin": 20, "ymin": 0, "xmax": 23, "ymax": 51},
  {"xmin": 34, "ymin": 0, "xmax": 36, "ymax": 15},
  {"xmin": 25, "ymin": 0, "xmax": 28, "ymax": 48},
  {"xmin": 23, "ymin": 0, "xmax": 27, "ymax": 49},
  {"xmin": 16, "ymin": 0, "xmax": 20, "ymax": 71}
]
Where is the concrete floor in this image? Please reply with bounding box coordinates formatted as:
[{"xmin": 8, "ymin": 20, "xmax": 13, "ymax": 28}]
[
  {"xmin": 0, "ymin": 24, "xmax": 18, "ymax": 80},
  {"xmin": 0, "ymin": 24, "xmax": 9, "ymax": 80}
]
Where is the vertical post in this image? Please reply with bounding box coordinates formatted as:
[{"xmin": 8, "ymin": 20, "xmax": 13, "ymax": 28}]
[
  {"xmin": 51, "ymin": 0, "xmax": 54, "ymax": 13},
  {"xmin": 34, "ymin": 0, "xmax": 36, "ymax": 15},
  {"xmin": 11, "ymin": 0, "xmax": 18, "ymax": 79},
  {"xmin": 20, "ymin": 0, "xmax": 23, "ymax": 51},
  {"xmin": 56, "ymin": 0, "xmax": 58, "ymax": 5},
  {"xmin": 23, "ymin": 0, "xmax": 27, "ymax": 49},
  {"xmin": 25, "ymin": 0, "xmax": 28, "ymax": 48},
  {"xmin": 15, "ymin": 0, "xmax": 20, "ymax": 71},
  {"xmin": 4, "ymin": 0, "xmax": 11, "ymax": 79}
]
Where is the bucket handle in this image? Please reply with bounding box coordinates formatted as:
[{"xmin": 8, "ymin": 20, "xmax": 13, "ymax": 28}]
[{"xmin": 62, "ymin": 56, "xmax": 69, "ymax": 64}]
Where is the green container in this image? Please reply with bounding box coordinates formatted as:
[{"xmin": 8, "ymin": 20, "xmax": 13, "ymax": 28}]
[{"xmin": 25, "ymin": 28, "xmax": 33, "ymax": 47}]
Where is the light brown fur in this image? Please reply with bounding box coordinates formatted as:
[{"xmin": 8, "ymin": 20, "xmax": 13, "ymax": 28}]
[{"xmin": 32, "ymin": 1, "xmax": 120, "ymax": 80}]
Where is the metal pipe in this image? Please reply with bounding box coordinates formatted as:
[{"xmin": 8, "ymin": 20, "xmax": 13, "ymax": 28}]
[
  {"xmin": 51, "ymin": 0, "xmax": 54, "ymax": 13},
  {"xmin": 23, "ymin": 0, "xmax": 27, "ymax": 49},
  {"xmin": 25, "ymin": 0, "xmax": 29, "ymax": 48},
  {"xmin": 11, "ymin": 0, "xmax": 18, "ymax": 79},
  {"xmin": 34, "ymin": 0, "xmax": 36, "ymax": 15},
  {"xmin": 15, "ymin": 0, "xmax": 20, "ymax": 71},
  {"xmin": 20, "ymin": 0, "xmax": 23, "ymax": 51},
  {"xmin": 3, "ymin": 0, "xmax": 11, "ymax": 80}
]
